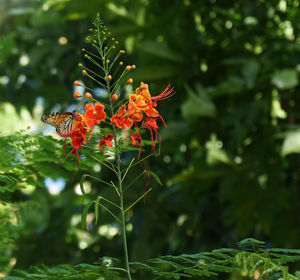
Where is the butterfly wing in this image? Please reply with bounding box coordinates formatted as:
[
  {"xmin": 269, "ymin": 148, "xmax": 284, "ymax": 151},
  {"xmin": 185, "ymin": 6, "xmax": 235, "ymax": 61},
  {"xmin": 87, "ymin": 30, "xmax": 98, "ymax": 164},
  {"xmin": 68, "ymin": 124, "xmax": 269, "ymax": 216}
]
[{"xmin": 41, "ymin": 112, "xmax": 76, "ymax": 135}]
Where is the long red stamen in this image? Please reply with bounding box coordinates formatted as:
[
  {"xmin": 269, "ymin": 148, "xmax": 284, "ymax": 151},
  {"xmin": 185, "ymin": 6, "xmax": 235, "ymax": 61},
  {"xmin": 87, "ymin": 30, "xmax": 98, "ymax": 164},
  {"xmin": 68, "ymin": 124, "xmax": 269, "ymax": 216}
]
[
  {"xmin": 138, "ymin": 140, "xmax": 142, "ymax": 159},
  {"xmin": 61, "ymin": 148, "xmax": 75, "ymax": 165},
  {"xmin": 151, "ymin": 85, "xmax": 175, "ymax": 101},
  {"xmin": 63, "ymin": 137, "xmax": 67, "ymax": 156},
  {"xmin": 88, "ymin": 127, "xmax": 94, "ymax": 143},
  {"xmin": 159, "ymin": 115, "xmax": 167, "ymax": 129},
  {"xmin": 158, "ymin": 133, "xmax": 161, "ymax": 156}
]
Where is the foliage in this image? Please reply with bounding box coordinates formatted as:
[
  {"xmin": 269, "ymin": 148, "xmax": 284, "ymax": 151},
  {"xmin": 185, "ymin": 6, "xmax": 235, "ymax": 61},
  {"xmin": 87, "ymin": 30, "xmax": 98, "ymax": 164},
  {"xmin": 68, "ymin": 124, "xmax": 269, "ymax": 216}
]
[
  {"xmin": 3, "ymin": 239, "xmax": 300, "ymax": 280},
  {"xmin": 1, "ymin": 0, "xmax": 300, "ymax": 278}
]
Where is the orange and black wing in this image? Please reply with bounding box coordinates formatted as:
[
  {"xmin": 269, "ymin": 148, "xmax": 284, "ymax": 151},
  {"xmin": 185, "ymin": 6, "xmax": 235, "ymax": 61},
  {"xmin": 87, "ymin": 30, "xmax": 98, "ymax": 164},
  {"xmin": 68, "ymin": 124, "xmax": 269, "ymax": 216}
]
[{"xmin": 41, "ymin": 112, "xmax": 76, "ymax": 135}]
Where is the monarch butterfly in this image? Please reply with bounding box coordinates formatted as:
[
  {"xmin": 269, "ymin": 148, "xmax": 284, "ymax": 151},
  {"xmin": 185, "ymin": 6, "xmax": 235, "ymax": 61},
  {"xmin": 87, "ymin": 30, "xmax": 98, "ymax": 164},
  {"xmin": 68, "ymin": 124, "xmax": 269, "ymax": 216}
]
[{"xmin": 41, "ymin": 112, "xmax": 81, "ymax": 135}]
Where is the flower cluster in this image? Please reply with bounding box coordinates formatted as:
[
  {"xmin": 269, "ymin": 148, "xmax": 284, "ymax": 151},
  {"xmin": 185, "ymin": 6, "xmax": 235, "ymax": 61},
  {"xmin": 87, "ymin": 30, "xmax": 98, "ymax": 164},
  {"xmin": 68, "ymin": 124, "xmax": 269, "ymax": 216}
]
[
  {"xmin": 62, "ymin": 82, "xmax": 173, "ymax": 163},
  {"xmin": 63, "ymin": 102, "xmax": 107, "ymax": 163},
  {"xmin": 111, "ymin": 83, "xmax": 174, "ymax": 157}
]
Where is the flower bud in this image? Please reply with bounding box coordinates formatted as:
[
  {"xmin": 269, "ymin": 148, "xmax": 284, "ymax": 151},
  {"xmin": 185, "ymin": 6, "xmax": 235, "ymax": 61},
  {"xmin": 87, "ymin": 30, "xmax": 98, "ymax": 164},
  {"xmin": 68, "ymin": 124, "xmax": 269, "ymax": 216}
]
[
  {"xmin": 78, "ymin": 63, "xmax": 83, "ymax": 67},
  {"xmin": 131, "ymin": 65, "xmax": 136, "ymax": 70},
  {"xmin": 126, "ymin": 65, "xmax": 132, "ymax": 71},
  {"xmin": 106, "ymin": 59, "xmax": 110, "ymax": 64},
  {"xmin": 127, "ymin": 78, "xmax": 133, "ymax": 84},
  {"xmin": 112, "ymin": 93, "xmax": 118, "ymax": 102},
  {"xmin": 120, "ymin": 50, "xmax": 126, "ymax": 54},
  {"xmin": 107, "ymin": 75, "xmax": 112, "ymax": 81},
  {"xmin": 119, "ymin": 61, "xmax": 123, "ymax": 66},
  {"xmin": 74, "ymin": 80, "xmax": 81, "ymax": 86},
  {"xmin": 82, "ymin": 69, "xmax": 87, "ymax": 76},
  {"xmin": 140, "ymin": 83, "xmax": 148, "ymax": 90},
  {"xmin": 74, "ymin": 90, "xmax": 82, "ymax": 98},
  {"xmin": 85, "ymin": 92, "xmax": 92, "ymax": 99}
]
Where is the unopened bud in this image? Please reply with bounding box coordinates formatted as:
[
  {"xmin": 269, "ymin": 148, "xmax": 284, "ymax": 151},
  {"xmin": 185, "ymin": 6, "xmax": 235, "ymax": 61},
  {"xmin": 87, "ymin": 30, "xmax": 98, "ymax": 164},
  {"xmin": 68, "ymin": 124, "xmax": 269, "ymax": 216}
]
[
  {"xmin": 78, "ymin": 63, "xmax": 83, "ymax": 67},
  {"xmin": 106, "ymin": 59, "xmax": 110, "ymax": 63},
  {"xmin": 140, "ymin": 83, "xmax": 148, "ymax": 90},
  {"xmin": 127, "ymin": 78, "xmax": 133, "ymax": 84},
  {"xmin": 82, "ymin": 69, "xmax": 87, "ymax": 76},
  {"xmin": 112, "ymin": 93, "xmax": 118, "ymax": 102},
  {"xmin": 126, "ymin": 65, "xmax": 132, "ymax": 71},
  {"xmin": 85, "ymin": 92, "xmax": 92, "ymax": 99},
  {"xmin": 74, "ymin": 90, "xmax": 82, "ymax": 98},
  {"xmin": 74, "ymin": 80, "xmax": 81, "ymax": 86},
  {"xmin": 131, "ymin": 65, "xmax": 136, "ymax": 70},
  {"xmin": 120, "ymin": 50, "xmax": 125, "ymax": 54},
  {"xmin": 106, "ymin": 75, "xmax": 112, "ymax": 81},
  {"xmin": 119, "ymin": 61, "xmax": 123, "ymax": 66}
]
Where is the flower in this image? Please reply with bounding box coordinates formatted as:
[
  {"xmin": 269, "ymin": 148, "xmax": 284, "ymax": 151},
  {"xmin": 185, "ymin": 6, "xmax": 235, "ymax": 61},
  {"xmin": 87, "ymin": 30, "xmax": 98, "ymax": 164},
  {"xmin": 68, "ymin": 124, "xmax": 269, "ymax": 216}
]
[
  {"xmin": 99, "ymin": 134, "xmax": 114, "ymax": 149},
  {"xmin": 84, "ymin": 102, "xmax": 106, "ymax": 127},
  {"xmin": 111, "ymin": 105, "xmax": 133, "ymax": 129},
  {"xmin": 99, "ymin": 134, "xmax": 114, "ymax": 161},
  {"xmin": 143, "ymin": 118, "xmax": 159, "ymax": 152},
  {"xmin": 130, "ymin": 132, "xmax": 142, "ymax": 159},
  {"xmin": 63, "ymin": 115, "xmax": 88, "ymax": 164}
]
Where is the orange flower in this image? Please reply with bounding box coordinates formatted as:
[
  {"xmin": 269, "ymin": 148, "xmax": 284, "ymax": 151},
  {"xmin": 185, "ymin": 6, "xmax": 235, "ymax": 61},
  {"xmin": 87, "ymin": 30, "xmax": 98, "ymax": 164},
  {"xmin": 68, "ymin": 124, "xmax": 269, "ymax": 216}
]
[
  {"xmin": 130, "ymin": 132, "xmax": 142, "ymax": 159},
  {"xmin": 144, "ymin": 118, "xmax": 159, "ymax": 131},
  {"xmin": 84, "ymin": 102, "xmax": 106, "ymax": 127},
  {"xmin": 143, "ymin": 118, "xmax": 160, "ymax": 152},
  {"xmin": 135, "ymin": 82, "xmax": 151, "ymax": 100},
  {"xmin": 63, "ymin": 117, "xmax": 88, "ymax": 164},
  {"xmin": 99, "ymin": 134, "xmax": 114, "ymax": 149},
  {"xmin": 111, "ymin": 105, "xmax": 133, "ymax": 129},
  {"xmin": 126, "ymin": 102, "xmax": 143, "ymax": 123},
  {"xmin": 99, "ymin": 134, "xmax": 114, "ymax": 161}
]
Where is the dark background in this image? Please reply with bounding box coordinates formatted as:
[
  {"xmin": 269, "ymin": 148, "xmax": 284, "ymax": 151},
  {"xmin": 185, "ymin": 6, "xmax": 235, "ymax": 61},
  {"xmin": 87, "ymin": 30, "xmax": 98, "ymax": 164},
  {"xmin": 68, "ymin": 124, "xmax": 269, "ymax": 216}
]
[{"xmin": 1, "ymin": 0, "xmax": 300, "ymax": 277}]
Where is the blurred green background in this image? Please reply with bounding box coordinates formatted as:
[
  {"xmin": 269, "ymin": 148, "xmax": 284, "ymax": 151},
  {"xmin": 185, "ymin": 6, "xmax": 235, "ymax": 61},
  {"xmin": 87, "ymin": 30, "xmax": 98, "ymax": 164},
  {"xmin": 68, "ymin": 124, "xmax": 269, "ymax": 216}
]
[{"xmin": 1, "ymin": 0, "xmax": 300, "ymax": 278}]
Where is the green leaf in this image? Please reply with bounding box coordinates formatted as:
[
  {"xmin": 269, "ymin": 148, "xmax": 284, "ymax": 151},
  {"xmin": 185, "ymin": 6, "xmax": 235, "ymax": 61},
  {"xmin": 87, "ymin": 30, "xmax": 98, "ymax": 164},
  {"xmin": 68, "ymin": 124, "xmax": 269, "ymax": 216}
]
[
  {"xmin": 181, "ymin": 83, "xmax": 216, "ymax": 120},
  {"xmin": 136, "ymin": 41, "xmax": 184, "ymax": 63},
  {"xmin": 95, "ymin": 197, "xmax": 100, "ymax": 224},
  {"xmin": 272, "ymin": 69, "xmax": 298, "ymax": 89},
  {"xmin": 281, "ymin": 130, "xmax": 300, "ymax": 156},
  {"xmin": 81, "ymin": 201, "xmax": 94, "ymax": 229},
  {"xmin": 80, "ymin": 175, "xmax": 86, "ymax": 196},
  {"xmin": 148, "ymin": 171, "xmax": 162, "ymax": 185}
]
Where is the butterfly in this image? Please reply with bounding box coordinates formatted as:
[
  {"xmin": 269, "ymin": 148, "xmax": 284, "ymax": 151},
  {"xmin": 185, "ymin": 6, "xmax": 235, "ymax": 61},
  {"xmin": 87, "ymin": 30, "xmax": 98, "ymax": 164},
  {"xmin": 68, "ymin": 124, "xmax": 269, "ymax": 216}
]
[{"xmin": 41, "ymin": 112, "xmax": 77, "ymax": 135}]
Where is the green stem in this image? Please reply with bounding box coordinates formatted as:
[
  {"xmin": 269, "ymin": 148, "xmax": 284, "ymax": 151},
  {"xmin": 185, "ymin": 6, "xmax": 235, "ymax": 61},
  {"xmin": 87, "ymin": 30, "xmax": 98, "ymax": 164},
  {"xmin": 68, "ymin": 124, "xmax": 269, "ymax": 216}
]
[{"xmin": 107, "ymin": 72, "xmax": 132, "ymax": 280}]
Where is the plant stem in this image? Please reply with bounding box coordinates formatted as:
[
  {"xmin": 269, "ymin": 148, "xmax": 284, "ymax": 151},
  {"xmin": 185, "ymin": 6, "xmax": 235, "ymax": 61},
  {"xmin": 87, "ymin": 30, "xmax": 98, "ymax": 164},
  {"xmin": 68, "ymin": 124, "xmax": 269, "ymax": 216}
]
[
  {"xmin": 107, "ymin": 79, "xmax": 132, "ymax": 280},
  {"xmin": 113, "ymin": 122, "xmax": 132, "ymax": 280}
]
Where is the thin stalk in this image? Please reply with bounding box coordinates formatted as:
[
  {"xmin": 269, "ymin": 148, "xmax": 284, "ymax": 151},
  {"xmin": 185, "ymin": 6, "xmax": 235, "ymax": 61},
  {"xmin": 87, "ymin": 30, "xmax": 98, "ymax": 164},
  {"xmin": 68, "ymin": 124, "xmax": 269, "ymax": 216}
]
[{"xmin": 107, "ymin": 71, "xmax": 132, "ymax": 280}]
